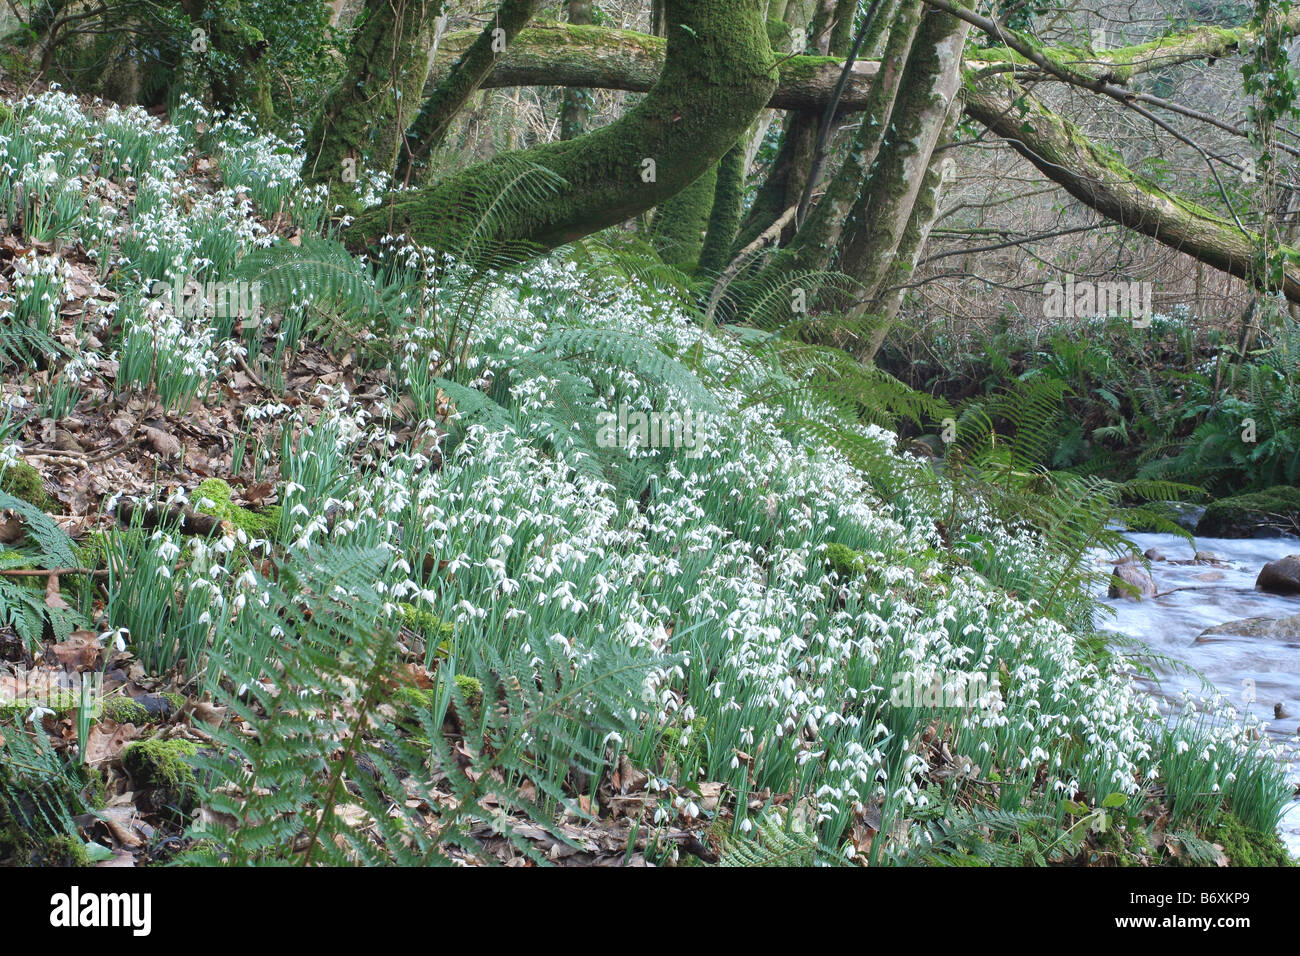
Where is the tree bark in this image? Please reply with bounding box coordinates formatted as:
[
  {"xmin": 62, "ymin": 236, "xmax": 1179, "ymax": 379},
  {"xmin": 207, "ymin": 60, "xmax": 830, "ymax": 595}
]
[
  {"xmin": 833, "ymin": 10, "xmax": 970, "ymax": 297},
  {"xmin": 559, "ymin": 0, "xmax": 594, "ymax": 140},
  {"xmin": 302, "ymin": 0, "xmax": 443, "ymax": 215},
  {"xmin": 765, "ymin": 0, "xmax": 925, "ymax": 278},
  {"xmin": 856, "ymin": 106, "xmax": 960, "ymax": 361},
  {"xmin": 649, "ymin": 165, "xmax": 718, "ymax": 268},
  {"xmin": 421, "ymin": 23, "xmax": 877, "ymax": 112},
  {"xmin": 697, "ymin": 141, "xmax": 747, "ymax": 277},
  {"xmin": 396, "ymin": 0, "xmax": 544, "ymax": 185},
  {"xmin": 733, "ymin": 0, "xmax": 847, "ymax": 251},
  {"xmin": 425, "ymin": 19, "xmax": 1300, "ymax": 301},
  {"xmin": 346, "ymin": 0, "xmax": 778, "ymax": 257}
]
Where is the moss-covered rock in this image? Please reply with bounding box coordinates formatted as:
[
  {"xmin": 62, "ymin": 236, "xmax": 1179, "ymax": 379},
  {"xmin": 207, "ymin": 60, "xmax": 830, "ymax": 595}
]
[
  {"xmin": 824, "ymin": 542, "xmax": 867, "ymax": 578},
  {"xmin": 453, "ymin": 674, "xmax": 483, "ymax": 708},
  {"xmin": 1207, "ymin": 811, "xmax": 1294, "ymax": 867},
  {"xmin": 122, "ymin": 738, "xmax": 199, "ymax": 818},
  {"xmin": 101, "ymin": 696, "xmax": 150, "ymax": 724},
  {"xmin": 0, "ymin": 460, "xmax": 56, "ymax": 512},
  {"xmin": 101, "ymin": 693, "xmax": 183, "ymax": 724},
  {"xmin": 1197, "ymin": 486, "xmax": 1300, "ymax": 539},
  {"xmin": 193, "ymin": 478, "xmax": 277, "ymax": 539}
]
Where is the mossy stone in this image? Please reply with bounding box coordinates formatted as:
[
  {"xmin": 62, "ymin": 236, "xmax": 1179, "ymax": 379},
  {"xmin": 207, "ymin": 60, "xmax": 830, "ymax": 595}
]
[
  {"xmin": 101, "ymin": 696, "xmax": 150, "ymax": 724},
  {"xmin": 122, "ymin": 738, "xmax": 199, "ymax": 814},
  {"xmin": 824, "ymin": 542, "xmax": 866, "ymax": 578},
  {"xmin": 193, "ymin": 478, "xmax": 277, "ymax": 539},
  {"xmin": 0, "ymin": 460, "xmax": 56, "ymax": 512},
  {"xmin": 1197, "ymin": 486, "xmax": 1300, "ymax": 538},
  {"xmin": 1207, "ymin": 811, "xmax": 1294, "ymax": 867}
]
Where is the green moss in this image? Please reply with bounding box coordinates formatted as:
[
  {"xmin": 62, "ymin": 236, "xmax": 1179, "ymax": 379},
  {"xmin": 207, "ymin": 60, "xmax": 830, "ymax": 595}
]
[
  {"xmin": 397, "ymin": 602, "xmax": 455, "ymax": 641},
  {"xmin": 193, "ymin": 478, "xmax": 277, "ymax": 539},
  {"xmin": 0, "ymin": 460, "xmax": 56, "ymax": 512},
  {"xmin": 122, "ymin": 738, "xmax": 199, "ymax": 800},
  {"xmin": 824, "ymin": 542, "xmax": 866, "ymax": 578},
  {"xmin": 453, "ymin": 674, "xmax": 483, "ymax": 706},
  {"xmin": 1198, "ymin": 486, "xmax": 1300, "ymax": 538},
  {"xmin": 101, "ymin": 696, "xmax": 150, "ymax": 724},
  {"xmin": 650, "ymin": 165, "xmax": 718, "ymax": 269},
  {"xmin": 160, "ymin": 692, "xmax": 186, "ymax": 713},
  {"xmin": 1207, "ymin": 811, "xmax": 1294, "ymax": 867},
  {"xmin": 10, "ymin": 833, "xmax": 90, "ymax": 867}
]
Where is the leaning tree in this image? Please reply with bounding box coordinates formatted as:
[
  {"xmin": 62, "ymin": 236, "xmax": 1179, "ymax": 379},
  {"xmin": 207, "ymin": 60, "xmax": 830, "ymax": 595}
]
[{"xmin": 29, "ymin": 0, "xmax": 1300, "ymax": 355}]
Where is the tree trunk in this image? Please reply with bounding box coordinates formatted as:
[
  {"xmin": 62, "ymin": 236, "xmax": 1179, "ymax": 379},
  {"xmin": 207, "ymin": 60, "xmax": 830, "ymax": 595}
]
[
  {"xmin": 856, "ymin": 106, "xmax": 959, "ymax": 361},
  {"xmin": 697, "ymin": 141, "xmax": 748, "ymax": 277},
  {"xmin": 431, "ymin": 19, "xmax": 1300, "ymax": 301},
  {"xmin": 302, "ymin": 0, "xmax": 443, "ymax": 216},
  {"xmin": 833, "ymin": 10, "xmax": 970, "ymax": 298},
  {"xmin": 560, "ymin": 0, "xmax": 595, "ymax": 140},
  {"xmin": 757, "ymin": 0, "xmax": 925, "ymax": 280},
  {"xmin": 733, "ymin": 0, "xmax": 845, "ymax": 251},
  {"xmin": 346, "ymin": 0, "xmax": 777, "ymax": 258},
  {"xmin": 396, "ymin": 0, "xmax": 545, "ymax": 184},
  {"xmin": 650, "ymin": 166, "xmax": 718, "ymax": 268}
]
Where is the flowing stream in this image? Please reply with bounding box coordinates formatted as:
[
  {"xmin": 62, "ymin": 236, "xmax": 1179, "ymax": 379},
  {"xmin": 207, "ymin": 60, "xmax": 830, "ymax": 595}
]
[{"xmin": 1092, "ymin": 530, "xmax": 1300, "ymax": 857}]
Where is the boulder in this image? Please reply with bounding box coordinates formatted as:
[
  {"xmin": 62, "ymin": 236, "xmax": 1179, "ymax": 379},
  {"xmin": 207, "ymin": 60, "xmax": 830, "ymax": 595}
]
[
  {"xmin": 1143, "ymin": 548, "xmax": 1166, "ymax": 561},
  {"xmin": 1256, "ymin": 555, "xmax": 1300, "ymax": 595},
  {"xmin": 1196, "ymin": 613, "xmax": 1300, "ymax": 643},
  {"xmin": 1197, "ymin": 486, "xmax": 1300, "ymax": 538},
  {"xmin": 1108, "ymin": 563, "xmax": 1157, "ymax": 600}
]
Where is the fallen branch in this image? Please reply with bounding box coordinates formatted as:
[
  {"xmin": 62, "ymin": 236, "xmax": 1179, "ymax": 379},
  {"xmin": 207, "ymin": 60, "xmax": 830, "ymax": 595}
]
[{"xmin": 0, "ymin": 567, "xmax": 108, "ymax": 578}]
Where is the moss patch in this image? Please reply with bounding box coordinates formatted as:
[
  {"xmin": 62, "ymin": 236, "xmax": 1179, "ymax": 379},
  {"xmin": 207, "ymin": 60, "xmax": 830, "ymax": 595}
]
[
  {"xmin": 0, "ymin": 460, "xmax": 56, "ymax": 512},
  {"xmin": 1197, "ymin": 486, "xmax": 1300, "ymax": 538},
  {"xmin": 101, "ymin": 696, "xmax": 150, "ymax": 724},
  {"xmin": 1207, "ymin": 811, "xmax": 1294, "ymax": 867},
  {"xmin": 122, "ymin": 738, "xmax": 199, "ymax": 815},
  {"xmin": 193, "ymin": 478, "xmax": 278, "ymax": 539},
  {"xmin": 824, "ymin": 542, "xmax": 867, "ymax": 578}
]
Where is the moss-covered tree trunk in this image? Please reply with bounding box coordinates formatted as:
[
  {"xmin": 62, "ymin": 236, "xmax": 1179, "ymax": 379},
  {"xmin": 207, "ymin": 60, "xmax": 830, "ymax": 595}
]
[
  {"xmin": 759, "ymin": 0, "xmax": 925, "ymax": 281},
  {"xmin": 401, "ymin": 17, "xmax": 1300, "ymax": 303},
  {"xmin": 650, "ymin": 165, "xmax": 718, "ymax": 268},
  {"xmin": 559, "ymin": 0, "xmax": 594, "ymax": 140},
  {"xmin": 395, "ymin": 0, "xmax": 544, "ymax": 185},
  {"xmin": 732, "ymin": 0, "xmax": 848, "ymax": 252},
  {"xmin": 832, "ymin": 10, "xmax": 970, "ymax": 298},
  {"xmin": 302, "ymin": 0, "xmax": 443, "ymax": 216},
  {"xmin": 347, "ymin": 0, "xmax": 777, "ymax": 257},
  {"xmin": 697, "ymin": 141, "xmax": 747, "ymax": 277},
  {"xmin": 855, "ymin": 107, "xmax": 959, "ymax": 361}
]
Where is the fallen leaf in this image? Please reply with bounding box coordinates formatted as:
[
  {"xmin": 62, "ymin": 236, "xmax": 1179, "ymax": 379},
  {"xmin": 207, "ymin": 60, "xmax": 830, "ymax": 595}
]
[
  {"xmin": 83, "ymin": 721, "xmax": 135, "ymax": 766},
  {"xmin": 142, "ymin": 426, "xmax": 181, "ymax": 458},
  {"xmin": 48, "ymin": 630, "xmax": 103, "ymax": 670}
]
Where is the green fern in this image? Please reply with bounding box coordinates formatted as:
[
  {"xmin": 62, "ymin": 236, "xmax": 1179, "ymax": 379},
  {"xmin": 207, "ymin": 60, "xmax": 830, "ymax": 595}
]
[{"xmin": 186, "ymin": 546, "xmax": 657, "ymax": 865}]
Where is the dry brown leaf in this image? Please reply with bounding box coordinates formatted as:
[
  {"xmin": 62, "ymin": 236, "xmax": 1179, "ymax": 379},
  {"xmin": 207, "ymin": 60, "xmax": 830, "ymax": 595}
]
[
  {"xmin": 48, "ymin": 629, "xmax": 103, "ymax": 670},
  {"xmin": 142, "ymin": 426, "xmax": 181, "ymax": 458},
  {"xmin": 84, "ymin": 721, "xmax": 136, "ymax": 766}
]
